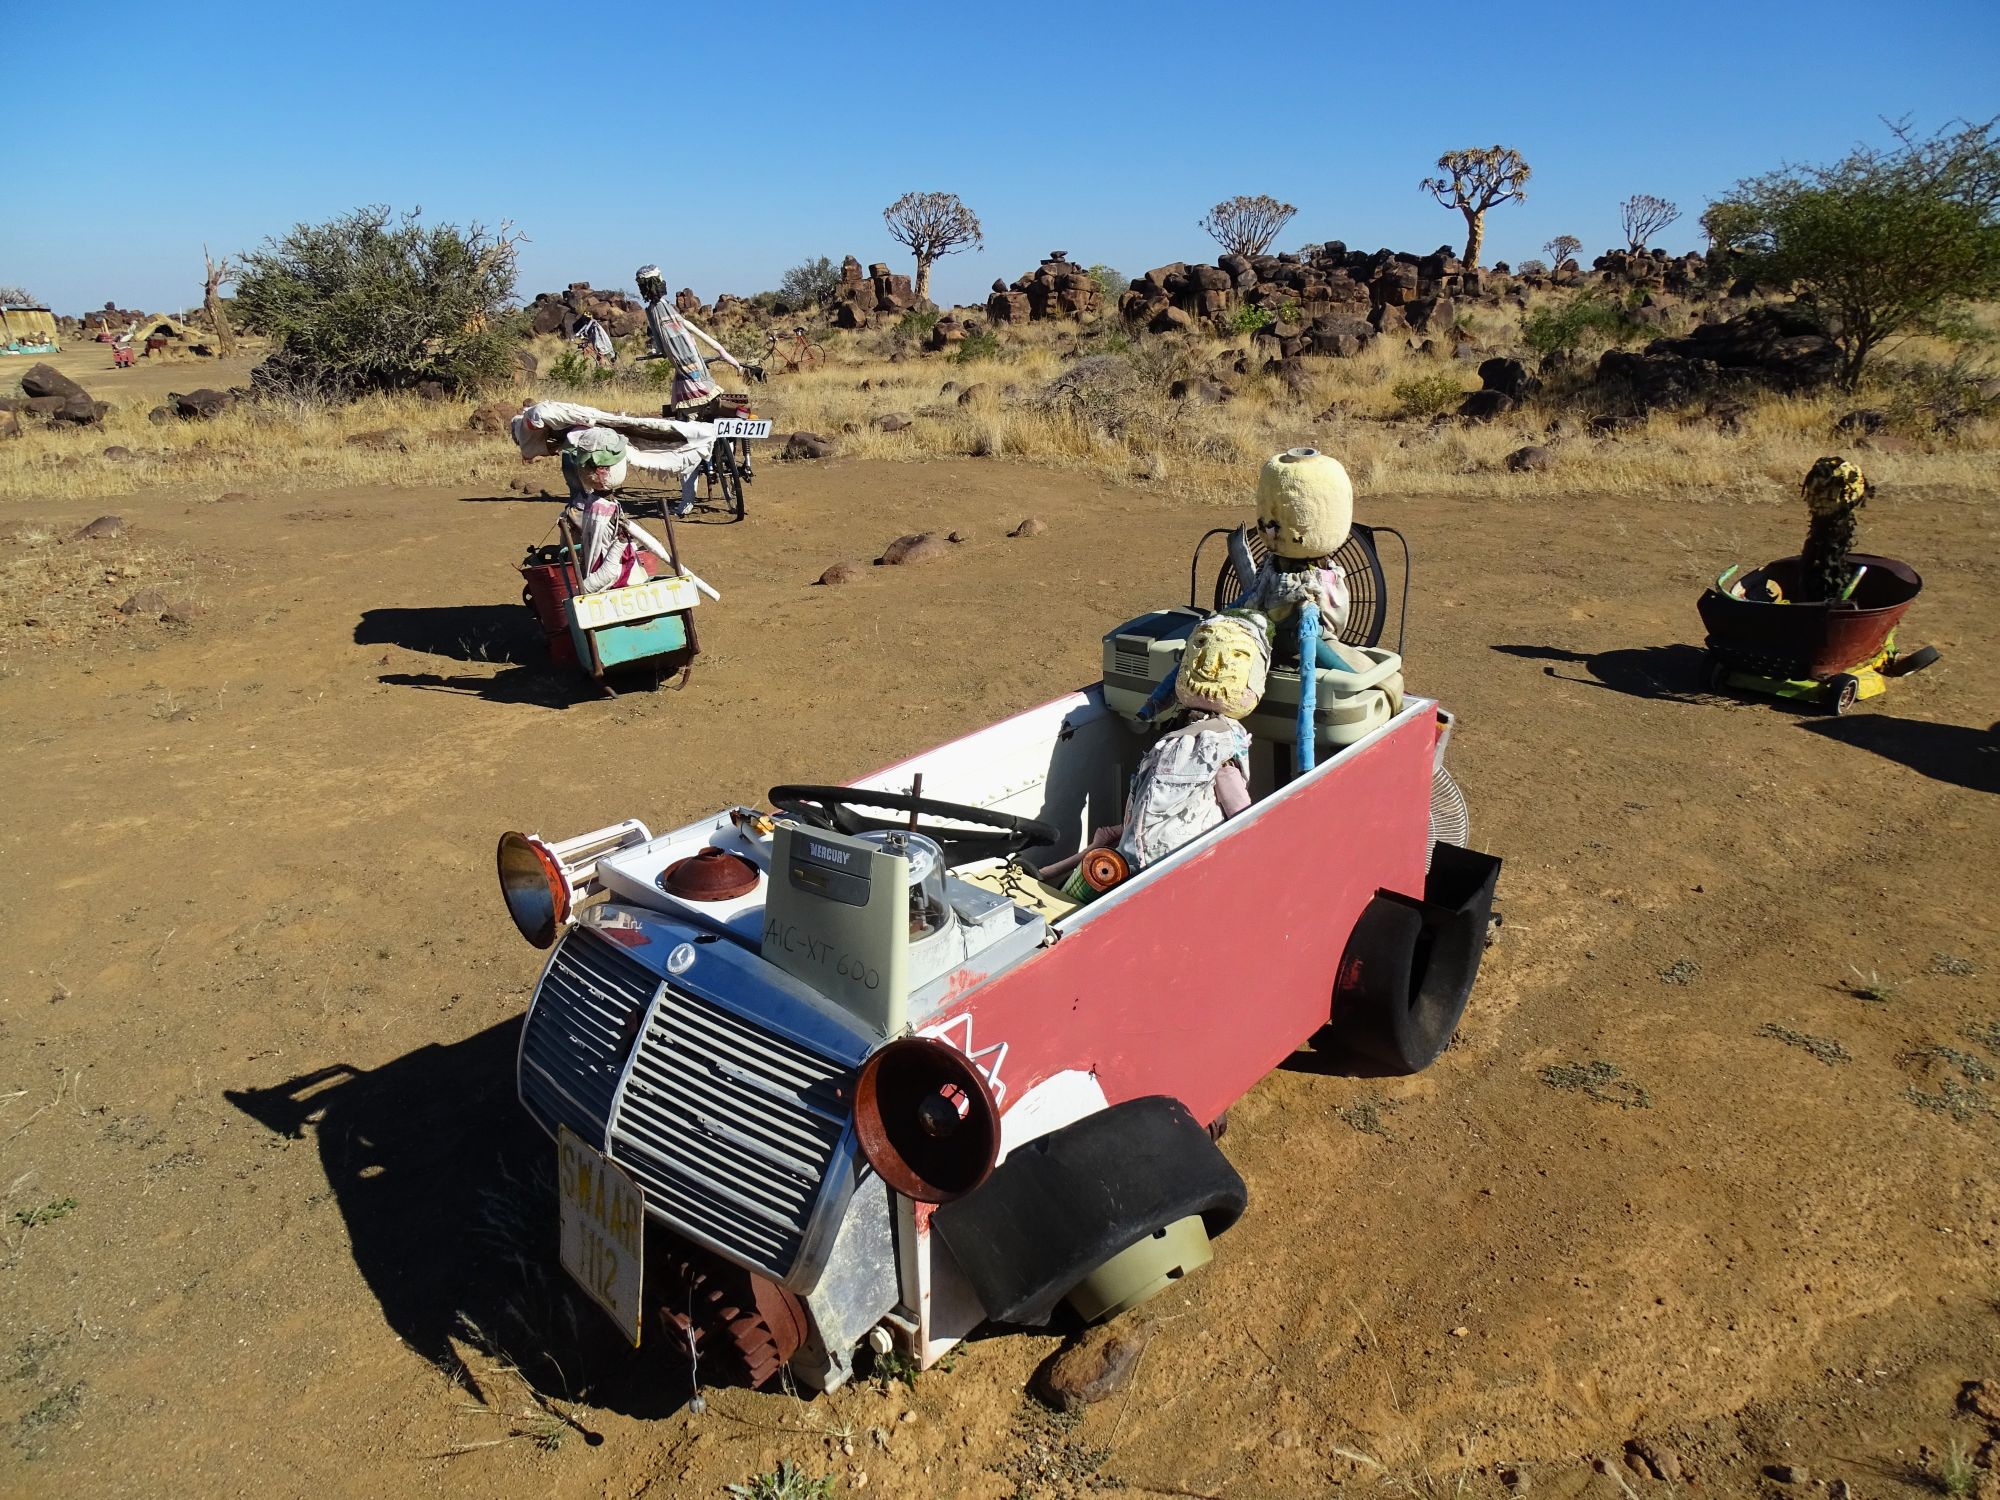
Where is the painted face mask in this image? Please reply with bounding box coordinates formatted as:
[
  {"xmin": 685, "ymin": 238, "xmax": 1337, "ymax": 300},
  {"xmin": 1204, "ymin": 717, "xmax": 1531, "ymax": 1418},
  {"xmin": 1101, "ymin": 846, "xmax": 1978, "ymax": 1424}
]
[
  {"xmin": 1255, "ymin": 447, "xmax": 1353, "ymax": 560},
  {"xmin": 1801, "ymin": 456, "xmax": 1867, "ymax": 517},
  {"xmin": 1175, "ymin": 612, "xmax": 1271, "ymax": 718}
]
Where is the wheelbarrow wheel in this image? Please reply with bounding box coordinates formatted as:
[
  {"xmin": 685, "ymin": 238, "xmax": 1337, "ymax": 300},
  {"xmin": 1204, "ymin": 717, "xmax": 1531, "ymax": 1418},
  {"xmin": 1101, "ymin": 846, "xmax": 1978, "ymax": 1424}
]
[
  {"xmin": 1703, "ymin": 650, "xmax": 1732, "ymax": 693},
  {"xmin": 1828, "ymin": 674, "xmax": 1861, "ymax": 715},
  {"xmin": 1885, "ymin": 644, "xmax": 1940, "ymax": 677}
]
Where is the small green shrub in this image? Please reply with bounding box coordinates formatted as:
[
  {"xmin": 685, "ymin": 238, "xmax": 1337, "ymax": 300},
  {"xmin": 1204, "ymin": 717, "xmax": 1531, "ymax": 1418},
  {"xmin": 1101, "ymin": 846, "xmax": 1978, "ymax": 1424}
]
[
  {"xmin": 1228, "ymin": 305, "xmax": 1273, "ymax": 334},
  {"xmin": 950, "ymin": 329, "xmax": 1002, "ymax": 364},
  {"xmin": 1522, "ymin": 292, "xmax": 1640, "ymax": 359},
  {"xmin": 1391, "ymin": 372, "xmax": 1465, "ymax": 418},
  {"xmin": 1277, "ymin": 298, "xmax": 1303, "ymax": 323},
  {"xmin": 548, "ymin": 349, "xmax": 613, "ymax": 388},
  {"xmin": 726, "ymin": 1460, "xmax": 833, "ymax": 1500},
  {"xmin": 897, "ymin": 307, "xmax": 941, "ymax": 338},
  {"xmin": 1087, "ymin": 263, "xmax": 1125, "ymax": 302}
]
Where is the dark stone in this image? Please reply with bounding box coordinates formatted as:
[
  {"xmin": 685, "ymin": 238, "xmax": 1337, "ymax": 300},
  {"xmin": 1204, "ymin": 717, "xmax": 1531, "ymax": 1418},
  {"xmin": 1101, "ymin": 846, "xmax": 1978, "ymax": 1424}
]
[
  {"xmin": 19, "ymin": 363, "xmax": 87, "ymax": 401},
  {"xmin": 956, "ymin": 384, "xmax": 990, "ymax": 406},
  {"xmin": 74, "ymin": 515, "xmax": 126, "ymax": 540},
  {"xmin": 516, "ymin": 350, "xmax": 539, "ymax": 380},
  {"xmin": 172, "ymin": 388, "xmax": 236, "ymax": 421},
  {"xmin": 1168, "ymin": 378, "xmax": 1232, "ymax": 404},
  {"xmin": 1457, "ymin": 389, "xmax": 1517, "ymax": 420},
  {"xmin": 1505, "ymin": 444, "xmax": 1554, "ymax": 472},
  {"xmin": 1009, "ymin": 517, "xmax": 1048, "ymax": 538},
  {"xmin": 1477, "ymin": 357, "xmax": 1538, "ymax": 398},
  {"xmin": 1031, "ymin": 1321, "xmax": 1150, "ymax": 1414},
  {"xmin": 51, "ymin": 394, "xmax": 105, "ymax": 426},
  {"xmin": 783, "ymin": 431, "xmax": 833, "ymax": 460},
  {"xmin": 873, "ymin": 412, "xmax": 912, "ymax": 432},
  {"xmin": 816, "ymin": 561, "xmax": 865, "ymax": 586}
]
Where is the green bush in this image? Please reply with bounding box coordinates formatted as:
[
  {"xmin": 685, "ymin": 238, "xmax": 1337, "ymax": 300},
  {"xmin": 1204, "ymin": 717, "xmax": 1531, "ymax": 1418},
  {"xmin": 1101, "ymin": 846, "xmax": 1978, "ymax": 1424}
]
[
  {"xmin": 1391, "ymin": 372, "xmax": 1466, "ymax": 418},
  {"xmin": 779, "ymin": 256, "xmax": 842, "ymax": 314},
  {"xmin": 1228, "ymin": 305, "xmax": 1273, "ymax": 334},
  {"xmin": 235, "ymin": 205, "xmax": 522, "ymax": 399},
  {"xmin": 897, "ymin": 307, "xmax": 941, "ymax": 338},
  {"xmin": 549, "ymin": 349, "xmax": 614, "ymax": 389},
  {"xmin": 1521, "ymin": 292, "xmax": 1639, "ymax": 359},
  {"xmin": 950, "ymin": 329, "xmax": 1002, "ymax": 364},
  {"xmin": 1087, "ymin": 263, "xmax": 1125, "ymax": 302}
]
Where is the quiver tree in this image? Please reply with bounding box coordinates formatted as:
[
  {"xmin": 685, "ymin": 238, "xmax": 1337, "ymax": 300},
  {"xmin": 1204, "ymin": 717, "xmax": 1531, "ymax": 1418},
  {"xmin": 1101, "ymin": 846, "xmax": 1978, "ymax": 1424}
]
[
  {"xmin": 882, "ymin": 191, "xmax": 983, "ymax": 304},
  {"xmin": 202, "ymin": 245, "xmax": 238, "ymax": 356},
  {"xmin": 1199, "ymin": 195, "xmax": 1298, "ymax": 258},
  {"xmin": 1421, "ymin": 146, "xmax": 1531, "ymax": 268},
  {"xmin": 1716, "ymin": 116, "xmax": 2000, "ymax": 387},
  {"xmin": 1542, "ymin": 234, "xmax": 1582, "ymax": 278},
  {"xmin": 1619, "ymin": 194, "xmax": 1681, "ymax": 252}
]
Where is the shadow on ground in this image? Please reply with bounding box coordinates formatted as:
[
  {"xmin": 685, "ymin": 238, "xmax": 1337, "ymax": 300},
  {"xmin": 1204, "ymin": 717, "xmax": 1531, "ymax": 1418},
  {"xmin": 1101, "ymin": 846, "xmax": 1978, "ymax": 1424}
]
[
  {"xmin": 225, "ymin": 1021, "xmax": 690, "ymax": 1422},
  {"xmin": 357, "ymin": 604, "xmax": 543, "ymax": 664},
  {"xmin": 1800, "ymin": 714, "xmax": 2000, "ymax": 795},
  {"xmin": 1489, "ymin": 642, "xmax": 1713, "ymax": 704}
]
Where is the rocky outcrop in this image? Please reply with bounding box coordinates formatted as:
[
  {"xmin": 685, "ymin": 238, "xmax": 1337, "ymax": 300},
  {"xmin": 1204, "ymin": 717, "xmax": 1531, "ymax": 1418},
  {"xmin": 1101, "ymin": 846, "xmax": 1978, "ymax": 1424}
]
[
  {"xmin": 525, "ymin": 282, "xmax": 648, "ymax": 340},
  {"xmin": 1595, "ymin": 304, "xmax": 1840, "ymax": 411},
  {"xmin": 985, "ymin": 251, "xmax": 1103, "ymax": 325},
  {"xmin": 832, "ymin": 256, "xmax": 921, "ymax": 330}
]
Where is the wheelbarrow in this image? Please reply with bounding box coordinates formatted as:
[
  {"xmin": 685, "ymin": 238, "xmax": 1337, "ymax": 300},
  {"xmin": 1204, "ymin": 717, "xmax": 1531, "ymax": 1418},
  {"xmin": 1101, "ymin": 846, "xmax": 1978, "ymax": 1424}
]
[
  {"xmin": 113, "ymin": 346, "xmax": 135, "ymax": 369},
  {"xmin": 520, "ymin": 511, "xmax": 705, "ymax": 695},
  {"xmin": 1697, "ymin": 552, "xmax": 1939, "ymax": 713}
]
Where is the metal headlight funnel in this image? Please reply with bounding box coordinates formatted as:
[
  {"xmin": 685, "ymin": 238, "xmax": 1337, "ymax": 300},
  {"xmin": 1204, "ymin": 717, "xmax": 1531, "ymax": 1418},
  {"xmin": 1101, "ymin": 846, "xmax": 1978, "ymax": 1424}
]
[
  {"xmin": 496, "ymin": 820, "xmax": 651, "ymax": 947},
  {"xmin": 854, "ymin": 1036, "xmax": 1000, "ymax": 1204}
]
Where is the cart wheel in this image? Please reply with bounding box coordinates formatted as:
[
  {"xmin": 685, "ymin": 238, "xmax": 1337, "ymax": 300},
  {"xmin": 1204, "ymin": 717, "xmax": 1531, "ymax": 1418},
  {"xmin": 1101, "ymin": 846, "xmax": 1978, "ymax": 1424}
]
[
  {"xmin": 1828, "ymin": 674, "xmax": 1861, "ymax": 714},
  {"xmin": 1703, "ymin": 651, "xmax": 1732, "ymax": 693}
]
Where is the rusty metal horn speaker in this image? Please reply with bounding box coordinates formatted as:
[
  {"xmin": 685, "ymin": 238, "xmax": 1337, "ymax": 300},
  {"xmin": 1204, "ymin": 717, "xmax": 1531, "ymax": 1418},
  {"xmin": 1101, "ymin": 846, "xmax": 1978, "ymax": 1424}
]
[{"xmin": 853, "ymin": 1036, "xmax": 1001, "ymax": 1203}]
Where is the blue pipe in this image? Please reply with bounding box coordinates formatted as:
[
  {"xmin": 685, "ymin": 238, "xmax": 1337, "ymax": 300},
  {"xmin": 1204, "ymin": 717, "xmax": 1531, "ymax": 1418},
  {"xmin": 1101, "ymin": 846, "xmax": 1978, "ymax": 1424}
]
[{"xmin": 1296, "ymin": 602, "xmax": 1318, "ymax": 777}]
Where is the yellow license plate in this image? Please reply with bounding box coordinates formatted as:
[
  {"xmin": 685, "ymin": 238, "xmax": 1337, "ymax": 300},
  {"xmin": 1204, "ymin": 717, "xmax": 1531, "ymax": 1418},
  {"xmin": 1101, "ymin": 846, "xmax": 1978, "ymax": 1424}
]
[
  {"xmin": 572, "ymin": 576, "xmax": 699, "ymax": 631},
  {"xmin": 556, "ymin": 1127, "xmax": 645, "ymax": 1346}
]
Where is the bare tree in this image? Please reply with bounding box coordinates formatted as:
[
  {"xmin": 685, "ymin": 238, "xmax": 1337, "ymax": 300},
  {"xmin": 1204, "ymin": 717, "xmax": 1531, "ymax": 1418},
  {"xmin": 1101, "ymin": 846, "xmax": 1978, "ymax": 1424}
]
[
  {"xmin": 1619, "ymin": 194, "xmax": 1681, "ymax": 253},
  {"xmin": 1198, "ymin": 195, "xmax": 1298, "ymax": 259},
  {"xmin": 0, "ymin": 283, "xmax": 34, "ymax": 305},
  {"xmin": 1421, "ymin": 146, "xmax": 1532, "ymax": 268},
  {"xmin": 203, "ymin": 245, "xmax": 238, "ymax": 356},
  {"xmin": 1542, "ymin": 235, "xmax": 1582, "ymax": 279},
  {"xmin": 882, "ymin": 191, "xmax": 983, "ymax": 304}
]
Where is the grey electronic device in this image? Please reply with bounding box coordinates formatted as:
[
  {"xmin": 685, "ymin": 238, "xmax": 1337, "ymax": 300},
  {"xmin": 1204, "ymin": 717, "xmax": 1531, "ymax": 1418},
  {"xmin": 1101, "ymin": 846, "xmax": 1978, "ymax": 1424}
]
[{"xmin": 762, "ymin": 822, "xmax": 911, "ymax": 1038}]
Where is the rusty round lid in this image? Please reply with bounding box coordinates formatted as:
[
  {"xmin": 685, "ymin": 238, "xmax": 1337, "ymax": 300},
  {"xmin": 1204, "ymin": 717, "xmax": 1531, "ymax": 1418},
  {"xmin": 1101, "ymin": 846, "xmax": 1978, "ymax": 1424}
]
[{"xmin": 660, "ymin": 846, "xmax": 760, "ymax": 902}]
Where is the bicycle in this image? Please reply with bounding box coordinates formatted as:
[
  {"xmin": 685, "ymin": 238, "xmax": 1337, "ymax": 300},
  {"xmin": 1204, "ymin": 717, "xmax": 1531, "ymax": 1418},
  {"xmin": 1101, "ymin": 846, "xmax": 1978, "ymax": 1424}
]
[{"xmin": 763, "ymin": 326, "xmax": 825, "ymax": 373}]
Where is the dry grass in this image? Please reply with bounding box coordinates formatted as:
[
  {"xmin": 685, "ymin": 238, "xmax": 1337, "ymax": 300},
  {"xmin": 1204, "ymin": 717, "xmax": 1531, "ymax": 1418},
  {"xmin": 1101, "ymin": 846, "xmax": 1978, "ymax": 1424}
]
[
  {"xmin": 5, "ymin": 295, "xmax": 1995, "ymax": 508},
  {"xmin": 0, "ymin": 518, "xmax": 208, "ymax": 662}
]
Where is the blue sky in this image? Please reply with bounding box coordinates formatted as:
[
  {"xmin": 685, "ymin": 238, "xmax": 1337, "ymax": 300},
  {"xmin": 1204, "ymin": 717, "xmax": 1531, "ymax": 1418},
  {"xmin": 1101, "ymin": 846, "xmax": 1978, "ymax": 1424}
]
[{"xmin": 5, "ymin": 0, "xmax": 1996, "ymax": 319}]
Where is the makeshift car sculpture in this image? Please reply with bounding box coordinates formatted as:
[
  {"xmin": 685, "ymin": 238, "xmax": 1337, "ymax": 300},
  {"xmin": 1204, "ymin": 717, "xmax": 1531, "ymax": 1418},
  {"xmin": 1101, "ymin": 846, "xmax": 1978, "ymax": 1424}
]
[{"xmin": 495, "ymin": 493, "xmax": 1500, "ymax": 1394}]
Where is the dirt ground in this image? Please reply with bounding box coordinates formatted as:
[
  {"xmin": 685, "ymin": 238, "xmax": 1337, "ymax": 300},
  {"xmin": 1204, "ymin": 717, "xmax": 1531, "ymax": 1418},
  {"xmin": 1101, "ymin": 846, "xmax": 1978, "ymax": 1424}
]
[
  {"xmin": 1, "ymin": 453, "xmax": 1996, "ymax": 1500},
  {"xmin": 10, "ymin": 341, "xmax": 264, "ymax": 410}
]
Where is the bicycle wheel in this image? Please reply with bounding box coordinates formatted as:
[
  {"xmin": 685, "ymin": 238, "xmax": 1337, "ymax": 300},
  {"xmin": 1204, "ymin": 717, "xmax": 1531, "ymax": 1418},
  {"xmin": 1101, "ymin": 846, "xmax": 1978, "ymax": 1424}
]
[
  {"xmin": 713, "ymin": 446, "xmax": 745, "ymax": 520},
  {"xmin": 801, "ymin": 343, "xmax": 826, "ymax": 370}
]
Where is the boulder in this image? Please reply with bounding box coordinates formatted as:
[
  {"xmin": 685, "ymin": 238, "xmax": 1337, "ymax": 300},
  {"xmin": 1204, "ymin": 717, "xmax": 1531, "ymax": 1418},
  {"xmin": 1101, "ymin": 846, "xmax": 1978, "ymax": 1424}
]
[
  {"xmin": 74, "ymin": 515, "xmax": 126, "ymax": 540},
  {"xmin": 1168, "ymin": 378, "xmax": 1232, "ymax": 404},
  {"xmin": 879, "ymin": 532, "xmax": 951, "ymax": 566},
  {"xmin": 172, "ymin": 388, "xmax": 236, "ymax": 421},
  {"xmin": 516, "ymin": 350, "xmax": 539, "ymax": 380},
  {"xmin": 344, "ymin": 428, "xmax": 406, "ymax": 451},
  {"xmin": 148, "ymin": 405, "xmax": 175, "ymax": 425},
  {"xmin": 955, "ymin": 384, "xmax": 991, "ymax": 406},
  {"xmin": 816, "ymin": 561, "xmax": 865, "ymax": 586},
  {"xmin": 19, "ymin": 363, "xmax": 87, "ymax": 401},
  {"xmin": 873, "ymin": 412, "xmax": 912, "ymax": 432},
  {"xmin": 1477, "ymin": 357, "xmax": 1539, "ymax": 398},
  {"xmin": 51, "ymin": 394, "xmax": 105, "ymax": 426},
  {"xmin": 1148, "ymin": 305, "xmax": 1192, "ymax": 335},
  {"xmin": 1009, "ymin": 517, "xmax": 1048, "ymax": 538},
  {"xmin": 1031, "ymin": 1321, "xmax": 1151, "ymax": 1414},
  {"xmin": 1505, "ymin": 444, "xmax": 1554, "ymax": 472},
  {"xmin": 783, "ymin": 431, "xmax": 833, "ymax": 461},
  {"xmin": 1457, "ymin": 390, "xmax": 1517, "ymax": 421},
  {"xmin": 469, "ymin": 400, "xmax": 517, "ymax": 433},
  {"xmin": 1405, "ymin": 296, "xmax": 1456, "ymax": 334}
]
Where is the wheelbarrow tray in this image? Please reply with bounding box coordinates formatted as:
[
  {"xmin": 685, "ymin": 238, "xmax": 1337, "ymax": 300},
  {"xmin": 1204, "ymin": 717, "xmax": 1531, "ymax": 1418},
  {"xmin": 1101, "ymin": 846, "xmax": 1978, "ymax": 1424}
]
[{"xmin": 1697, "ymin": 553, "xmax": 1921, "ymax": 680}]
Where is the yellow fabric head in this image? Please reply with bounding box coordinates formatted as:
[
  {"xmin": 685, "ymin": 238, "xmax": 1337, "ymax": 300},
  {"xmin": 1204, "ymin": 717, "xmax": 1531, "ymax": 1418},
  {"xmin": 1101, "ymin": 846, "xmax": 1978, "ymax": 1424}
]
[
  {"xmin": 1256, "ymin": 448, "xmax": 1353, "ymax": 559},
  {"xmin": 1802, "ymin": 456, "xmax": 1867, "ymax": 518},
  {"xmin": 1175, "ymin": 612, "xmax": 1271, "ymax": 719}
]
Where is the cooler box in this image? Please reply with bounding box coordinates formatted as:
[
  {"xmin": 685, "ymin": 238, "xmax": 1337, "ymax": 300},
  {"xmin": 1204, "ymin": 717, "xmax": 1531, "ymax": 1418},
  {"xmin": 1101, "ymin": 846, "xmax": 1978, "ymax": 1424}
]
[{"xmin": 1101, "ymin": 608, "xmax": 1403, "ymax": 751}]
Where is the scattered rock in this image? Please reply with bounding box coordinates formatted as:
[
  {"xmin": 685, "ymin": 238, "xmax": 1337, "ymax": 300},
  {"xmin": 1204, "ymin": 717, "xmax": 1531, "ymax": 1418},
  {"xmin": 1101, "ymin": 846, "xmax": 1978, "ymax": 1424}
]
[
  {"xmin": 148, "ymin": 405, "xmax": 175, "ymax": 425},
  {"xmin": 1623, "ymin": 1439, "xmax": 1684, "ymax": 1482},
  {"xmin": 1764, "ymin": 1463, "xmax": 1809, "ymax": 1484},
  {"xmin": 783, "ymin": 431, "xmax": 833, "ymax": 461},
  {"xmin": 117, "ymin": 589, "xmax": 171, "ymax": 616},
  {"xmin": 816, "ymin": 561, "xmax": 866, "ymax": 586},
  {"xmin": 946, "ymin": 530, "xmax": 967, "ymax": 543},
  {"xmin": 879, "ymin": 532, "xmax": 951, "ymax": 566},
  {"xmin": 1031, "ymin": 1320, "xmax": 1150, "ymax": 1413},
  {"xmin": 343, "ymin": 428, "xmax": 406, "ymax": 452},
  {"xmin": 469, "ymin": 400, "xmax": 517, "ymax": 433},
  {"xmin": 873, "ymin": 412, "xmax": 912, "ymax": 432},
  {"xmin": 1505, "ymin": 444, "xmax": 1554, "ymax": 473},
  {"xmin": 101, "ymin": 445, "xmax": 134, "ymax": 461},
  {"xmin": 1496, "ymin": 1463, "xmax": 1528, "ymax": 1491},
  {"xmin": 1169, "ymin": 377, "xmax": 1233, "ymax": 404},
  {"xmin": 1959, "ymin": 1379, "xmax": 2000, "ymax": 1424},
  {"xmin": 1590, "ymin": 414, "xmax": 1646, "ymax": 437},
  {"xmin": 1457, "ymin": 389, "xmax": 1517, "ymax": 421},
  {"xmin": 956, "ymin": 384, "xmax": 990, "ymax": 406},
  {"xmin": 74, "ymin": 515, "xmax": 126, "ymax": 541},
  {"xmin": 52, "ymin": 394, "xmax": 106, "ymax": 426},
  {"xmin": 19, "ymin": 363, "xmax": 88, "ymax": 401},
  {"xmin": 171, "ymin": 388, "xmax": 236, "ymax": 421},
  {"xmin": 1477, "ymin": 356, "xmax": 1539, "ymax": 399},
  {"xmin": 1009, "ymin": 517, "xmax": 1047, "ymax": 538}
]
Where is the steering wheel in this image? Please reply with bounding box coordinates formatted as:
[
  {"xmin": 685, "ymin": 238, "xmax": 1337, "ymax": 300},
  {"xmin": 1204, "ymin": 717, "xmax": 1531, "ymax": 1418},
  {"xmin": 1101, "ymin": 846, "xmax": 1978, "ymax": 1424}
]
[{"xmin": 768, "ymin": 785, "xmax": 1061, "ymax": 862}]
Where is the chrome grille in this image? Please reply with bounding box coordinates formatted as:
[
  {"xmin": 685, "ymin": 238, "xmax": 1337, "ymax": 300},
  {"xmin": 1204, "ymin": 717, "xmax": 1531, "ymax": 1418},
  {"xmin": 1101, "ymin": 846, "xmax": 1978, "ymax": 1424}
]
[
  {"xmin": 518, "ymin": 930, "xmax": 657, "ymax": 1148},
  {"xmin": 609, "ymin": 984, "xmax": 850, "ymax": 1281}
]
